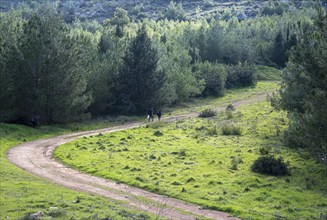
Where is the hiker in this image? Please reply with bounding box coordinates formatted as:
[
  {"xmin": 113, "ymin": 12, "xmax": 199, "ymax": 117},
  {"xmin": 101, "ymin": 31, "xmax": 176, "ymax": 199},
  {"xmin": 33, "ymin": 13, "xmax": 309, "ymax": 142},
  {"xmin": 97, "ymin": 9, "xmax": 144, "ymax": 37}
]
[
  {"xmin": 147, "ymin": 108, "xmax": 154, "ymax": 122},
  {"xmin": 157, "ymin": 109, "xmax": 162, "ymax": 121},
  {"xmin": 30, "ymin": 114, "xmax": 40, "ymax": 128}
]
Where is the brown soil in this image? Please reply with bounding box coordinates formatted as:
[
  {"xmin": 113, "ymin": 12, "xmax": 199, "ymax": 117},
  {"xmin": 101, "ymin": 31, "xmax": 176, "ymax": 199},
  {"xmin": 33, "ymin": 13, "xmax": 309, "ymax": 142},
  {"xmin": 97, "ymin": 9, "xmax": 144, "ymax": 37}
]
[{"xmin": 7, "ymin": 93, "xmax": 269, "ymax": 220}]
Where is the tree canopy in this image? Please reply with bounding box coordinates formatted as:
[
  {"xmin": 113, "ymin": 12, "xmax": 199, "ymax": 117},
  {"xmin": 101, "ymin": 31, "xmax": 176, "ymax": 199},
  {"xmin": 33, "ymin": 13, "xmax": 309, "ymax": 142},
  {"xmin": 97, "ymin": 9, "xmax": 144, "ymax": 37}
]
[{"xmin": 272, "ymin": 7, "xmax": 327, "ymax": 161}]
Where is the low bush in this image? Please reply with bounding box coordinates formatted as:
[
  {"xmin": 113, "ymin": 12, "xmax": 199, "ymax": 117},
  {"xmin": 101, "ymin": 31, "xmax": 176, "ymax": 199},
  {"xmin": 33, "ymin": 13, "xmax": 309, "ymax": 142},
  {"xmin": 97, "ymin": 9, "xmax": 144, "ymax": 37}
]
[
  {"xmin": 153, "ymin": 130, "xmax": 163, "ymax": 136},
  {"xmin": 226, "ymin": 62, "xmax": 256, "ymax": 89},
  {"xmin": 221, "ymin": 124, "xmax": 242, "ymax": 136},
  {"xmin": 199, "ymin": 109, "xmax": 216, "ymax": 118},
  {"xmin": 48, "ymin": 207, "xmax": 66, "ymax": 218},
  {"xmin": 259, "ymin": 147, "xmax": 270, "ymax": 155},
  {"xmin": 179, "ymin": 148, "xmax": 187, "ymax": 157},
  {"xmin": 207, "ymin": 126, "xmax": 218, "ymax": 136},
  {"xmin": 193, "ymin": 61, "xmax": 226, "ymax": 97},
  {"xmin": 226, "ymin": 111, "xmax": 233, "ymax": 119},
  {"xmin": 251, "ymin": 155, "xmax": 290, "ymax": 176},
  {"xmin": 226, "ymin": 104, "xmax": 235, "ymax": 111}
]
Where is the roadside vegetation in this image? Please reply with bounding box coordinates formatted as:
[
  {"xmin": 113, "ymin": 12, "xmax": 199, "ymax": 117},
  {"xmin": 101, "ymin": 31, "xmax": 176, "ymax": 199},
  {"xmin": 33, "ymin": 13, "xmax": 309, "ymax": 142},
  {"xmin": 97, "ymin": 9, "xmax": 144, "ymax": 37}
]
[
  {"xmin": 0, "ymin": 3, "xmax": 310, "ymax": 123},
  {"xmin": 55, "ymin": 100, "xmax": 327, "ymax": 219},
  {"xmin": 0, "ymin": 80, "xmax": 276, "ymax": 219},
  {"xmin": 1, "ymin": 1, "xmax": 326, "ymax": 219},
  {"xmin": 0, "ymin": 123, "xmax": 155, "ymax": 220}
]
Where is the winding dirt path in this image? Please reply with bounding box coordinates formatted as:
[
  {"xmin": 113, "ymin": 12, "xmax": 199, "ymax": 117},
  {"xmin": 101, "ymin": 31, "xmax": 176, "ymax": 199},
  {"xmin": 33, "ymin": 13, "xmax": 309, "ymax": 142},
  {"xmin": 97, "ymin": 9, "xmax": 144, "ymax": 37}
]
[{"xmin": 7, "ymin": 93, "xmax": 269, "ymax": 220}]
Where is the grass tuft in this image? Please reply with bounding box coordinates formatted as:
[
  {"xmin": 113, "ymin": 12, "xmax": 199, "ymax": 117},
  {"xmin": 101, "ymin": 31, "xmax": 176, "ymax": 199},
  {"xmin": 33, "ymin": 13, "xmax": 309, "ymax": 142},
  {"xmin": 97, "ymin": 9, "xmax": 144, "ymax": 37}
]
[
  {"xmin": 199, "ymin": 109, "xmax": 217, "ymax": 118},
  {"xmin": 221, "ymin": 123, "xmax": 242, "ymax": 135}
]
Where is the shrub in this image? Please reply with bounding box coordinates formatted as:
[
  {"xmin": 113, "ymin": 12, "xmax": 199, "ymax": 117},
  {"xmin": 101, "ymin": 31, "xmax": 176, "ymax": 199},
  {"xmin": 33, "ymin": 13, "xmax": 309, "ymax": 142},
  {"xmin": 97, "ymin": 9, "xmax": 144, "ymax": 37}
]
[
  {"xmin": 153, "ymin": 130, "xmax": 163, "ymax": 136},
  {"xmin": 179, "ymin": 148, "xmax": 187, "ymax": 157},
  {"xmin": 207, "ymin": 126, "xmax": 218, "ymax": 136},
  {"xmin": 193, "ymin": 61, "xmax": 227, "ymax": 97},
  {"xmin": 251, "ymin": 155, "xmax": 290, "ymax": 176},
  {"xmin": 226, "ymin": 104, "xmax": 235, "ymax": 119},
  {"xmin": 226, "ymin": 111, "xmax": 233, "ymax": 119},
  {"xmin": 199, "ymin": 109, "xmax": 216, "ymax": 118},
  {"xmin": 48, "ymin": 207, "xmax": 65, "ymax": 218},
  {"xmin": 221, "ymin": 124, "xmax": 242, "ymax": 136},
  {"xmin": 226, "ymin": 104, "xmax": 235, "ymax": 111},
  {"xmin": 226, "ymin": 62, "xmax": 256, "ymax": 88},
  {"xmin": 259, "ymin": 147, "xmax": 270, "ymax": 155},
  {"xmin": 230, "ymin": 155, "xmax": 243, "ymax": 170},
  {"xmin": 164, "ymin": 1, "xmax": 187, "ymax": 21}
]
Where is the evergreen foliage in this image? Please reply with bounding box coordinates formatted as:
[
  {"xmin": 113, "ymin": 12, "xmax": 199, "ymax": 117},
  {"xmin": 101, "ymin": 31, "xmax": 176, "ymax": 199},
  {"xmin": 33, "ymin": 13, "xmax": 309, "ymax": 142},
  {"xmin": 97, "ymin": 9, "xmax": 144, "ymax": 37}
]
[
  {"xmin": 251, "ymin": 155, "xmax": 290, "ymax": 176},
  {"xmin": 89, "ymin": 29, "xmax": 126, "ymax": 116},
  {"xmin": 0, "ymin": 11, "xmax": 23, "ymax": 122},
  {"xmin": 109, "ymin": 8, "xmax": 130, "ymax": 38},
  {"xmin": 113, "ymin": 25, "xmax": 165, "ymax": 114},
  {"xmin": 1, "ymin": 6, "xmax": 92, "ymax": 124},
  {"xmin": 198, "ymin": 109, "xmax": 216, "ymax": 118},
  {"xmin": 270, "ymin": 30, "xmax": 297, "ymax": 67},
  {"xmin": 226, "ymin": 62, "xmax": 256, "ymax": 89},
  {"xmin": 0, "ymin": 3, "xmax": 318, "ymax": 124},
  {"xmin": 193, "ymin": 61, "xmax": 226, "ymax": 97},
  {"xmin": 272, "ymin": 7, "xmax": 327, "ymax": 162},
  {"xmin": 164, "ymin": 1, "xmax": 187, "ymax": 21}
]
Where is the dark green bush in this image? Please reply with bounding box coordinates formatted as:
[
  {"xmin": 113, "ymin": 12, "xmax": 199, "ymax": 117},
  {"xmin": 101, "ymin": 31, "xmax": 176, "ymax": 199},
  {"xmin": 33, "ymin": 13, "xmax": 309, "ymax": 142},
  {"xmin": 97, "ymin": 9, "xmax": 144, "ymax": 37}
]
[
  {"xmin": 226, "ymin": 104, "xmax": 235, "ymax": 111},
  {"xmin": 259, "ymin": 147, "xmax": 270, "ymax": 155},
  {"xmin": 226, "ymin": 62, "xmax": 256, "ymax": 89},
  {"xmin": 153, "ymin": 130, "xmax": 163, "ymax": 136},
  {"xmin": 199, "ymin": 109, "xmax": 216, "ymax": 118},
  {"xmin": 193, "ymin": 61, "xmax": 226, "ymax": 97},
  {"xmin": 251, "ymin": 155, "xmax": 290, "ymax": 176}
]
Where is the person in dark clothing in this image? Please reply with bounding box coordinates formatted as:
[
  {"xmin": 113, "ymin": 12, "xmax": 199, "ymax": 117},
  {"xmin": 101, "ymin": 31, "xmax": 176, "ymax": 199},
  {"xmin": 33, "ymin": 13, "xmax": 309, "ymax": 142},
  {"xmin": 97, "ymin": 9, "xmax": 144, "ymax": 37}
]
[
  {"xmin": 157, "ymin": 109, "xmax": 162, "ymax": 121},
  {"xmin": 30, "ymin": 114, "xmax": 40, "ymax": 128},
  {"xmin": 147, "ymin": 108, "xmax": 154, "ymax": 122}
]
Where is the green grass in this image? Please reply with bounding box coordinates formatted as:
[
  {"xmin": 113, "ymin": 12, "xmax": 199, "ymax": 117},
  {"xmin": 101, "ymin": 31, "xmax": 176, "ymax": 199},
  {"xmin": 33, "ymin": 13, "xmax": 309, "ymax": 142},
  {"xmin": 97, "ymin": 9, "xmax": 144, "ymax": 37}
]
[
  {"xmin": 0, "ymin": 124, "xmax": 153, "ymax": 219},
  {"xmin": 56, "ymin": 101, "xmax": 327, "ymax": 220},
  {"xmin": 166, "ymin": 81, "xmax": 279, "ymax": 116},
  {"xmin": 0, "ymin": 77, "xmax": 284, "ymax": 219},
  {"xmin": 255, "ymin": 65, "xmax": 282, "ymax": 81}
]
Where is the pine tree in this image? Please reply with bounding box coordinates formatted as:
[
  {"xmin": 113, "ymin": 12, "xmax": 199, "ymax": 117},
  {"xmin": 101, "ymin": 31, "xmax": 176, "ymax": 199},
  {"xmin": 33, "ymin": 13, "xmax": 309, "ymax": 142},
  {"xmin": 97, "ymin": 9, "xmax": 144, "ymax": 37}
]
[
  {"xmin": 0, "ymin": 11, "xmax": 23, "ymax": 122},
  {"xmin": 109, "ymin": 8, "xmax": 130, "ymax": 38},
  {"xmin": 89, "ymin": 29, "xmax": 126, "ymax": 116},
  {"xmin": 114, "ymin": 25, "xmax": 165, "ymax": 114},
  {"xmin": 14, "ymin": 7, "xmax": 92, "ymax": 124},
  {"xmin": 273, "ymin": 7, "xmax": 327, "ymax": 161}
]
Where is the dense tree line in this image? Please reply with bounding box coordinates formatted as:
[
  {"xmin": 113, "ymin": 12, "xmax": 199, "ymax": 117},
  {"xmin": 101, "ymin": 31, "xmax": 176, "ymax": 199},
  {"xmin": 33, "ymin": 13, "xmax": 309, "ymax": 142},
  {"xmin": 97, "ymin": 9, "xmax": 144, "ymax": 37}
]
[
  {"xmin": 0, "ymin": 5, "xmax": 316, "ymax": 124},
  {"xmin": 1, "ymin": 7, "xmax": 94, "ymax": 124},
  {"xmin": 272, "ymin": 7, "xmax": 327, "ymax": 162}
]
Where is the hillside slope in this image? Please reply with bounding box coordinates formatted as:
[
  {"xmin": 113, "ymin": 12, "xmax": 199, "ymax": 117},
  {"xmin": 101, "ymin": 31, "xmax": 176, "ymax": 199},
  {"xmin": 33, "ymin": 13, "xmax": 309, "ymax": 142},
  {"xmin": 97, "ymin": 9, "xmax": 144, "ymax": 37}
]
[{"xmin": 1, "ymin": 0, "xmax": 326, "ymax": 22}]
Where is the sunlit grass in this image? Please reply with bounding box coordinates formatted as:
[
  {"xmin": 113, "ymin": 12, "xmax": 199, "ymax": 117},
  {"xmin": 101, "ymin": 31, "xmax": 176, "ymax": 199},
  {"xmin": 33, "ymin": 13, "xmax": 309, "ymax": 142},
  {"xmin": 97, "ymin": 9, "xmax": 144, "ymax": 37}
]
[
  {"xmin": 167, "ymin": 81, "xmax": 279, "ymax": 115},
  {"xmin": 0, "ymin": 124, "xmax": 152, "ymax": 219},
  {"xmin": 56, "ymin": 101, "xmax": 327, "ymax": 220},
  {"xmin": 1, "ymin": 78, "xmax": 283, "ymax": 219}
]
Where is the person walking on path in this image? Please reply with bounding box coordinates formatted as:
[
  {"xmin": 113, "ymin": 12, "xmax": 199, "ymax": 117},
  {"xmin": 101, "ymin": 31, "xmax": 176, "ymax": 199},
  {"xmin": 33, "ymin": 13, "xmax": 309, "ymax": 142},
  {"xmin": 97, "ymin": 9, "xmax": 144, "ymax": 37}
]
[
  {"xmin": 147, "ymin": 108, "xmax": 154, "ymax": 122},
  {"xmin": 157, "ymin": 109, "xmax": 162, "ymax": 121}
]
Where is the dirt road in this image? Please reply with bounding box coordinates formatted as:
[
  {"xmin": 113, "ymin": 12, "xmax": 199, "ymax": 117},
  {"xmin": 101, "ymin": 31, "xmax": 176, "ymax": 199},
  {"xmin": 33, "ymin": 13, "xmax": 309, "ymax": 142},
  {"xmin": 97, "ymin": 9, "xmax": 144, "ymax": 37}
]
[{"xmin": 7, "ymin": 93, "xmax": 269, "ymax": 219}]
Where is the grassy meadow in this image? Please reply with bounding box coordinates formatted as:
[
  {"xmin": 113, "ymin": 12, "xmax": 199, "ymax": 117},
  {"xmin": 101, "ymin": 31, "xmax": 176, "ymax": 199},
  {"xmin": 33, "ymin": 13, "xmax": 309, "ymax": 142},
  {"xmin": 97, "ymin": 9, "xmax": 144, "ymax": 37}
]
[
  {"xmin": 55, "ymin": 100, "xmax": 327, "ymax": 220},
  {"xmin": 3, "ymin": 69, "xmax": 323, "ymax": 220},
  {"xmin": 0, "ymin": 79, "xmax": 276, "ymax": 220},
  {"xmin": 0, "ymin": 123, "xmax": 154, "ymax": 220}
]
